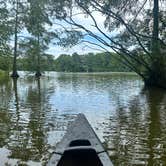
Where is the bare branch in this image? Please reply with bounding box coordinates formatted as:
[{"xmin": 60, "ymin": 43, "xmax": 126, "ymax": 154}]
[
  {"xmin": 88, "ymin": 0, "xmax": 152, "ymax": 56},
  {"xmin": 81, "ymin": 40, "xmax": 110, "ymax": 52}
]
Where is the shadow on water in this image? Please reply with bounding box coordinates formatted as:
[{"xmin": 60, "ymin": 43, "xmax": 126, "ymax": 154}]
[{"xmin": 104, "ymin": 87, "xmax": 166, "ymax": 166}]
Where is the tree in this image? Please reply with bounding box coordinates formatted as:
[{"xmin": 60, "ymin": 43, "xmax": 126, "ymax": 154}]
[
  {"xmin": 24, "ymin": 0, "xmax": 54, "ymax": 77},
  {"xmin": 9, "ymin": 0, "xmax": 27, "ymax": 78},
  {"xmin": 0, "ymin": 0, "xmax": 13, "ymax": 72},
  {"xmin": 19, "ymin": 38, "xmax": 40, "ymax": 71},
  {"xmin": 51, "ymin": 0, "xmax": 166, "ymax": 88},
  {"xmin": 11, "ymin": 0, "xmax": 19, "ymax": 77},
  {"xmin": 54, "ymin": 52, "xmax": 131, "ymax": 72},
  {"xmin": 55, "ymin": 54, "xmax": 73, "ymax": 72},
  {"xmin": 72, "ymin": 53, "xmax": 84, "ymax": 72}
]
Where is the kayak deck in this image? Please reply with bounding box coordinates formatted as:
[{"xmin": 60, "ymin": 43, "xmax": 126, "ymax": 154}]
[{"xmin": 47, "ymin": 114, "xmax": 113, "ymax": 166}]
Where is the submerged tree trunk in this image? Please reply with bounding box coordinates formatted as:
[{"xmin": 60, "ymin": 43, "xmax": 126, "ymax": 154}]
[{"xmin": 11, "ymin": 0, "xmax": 19, "ymax": 78}]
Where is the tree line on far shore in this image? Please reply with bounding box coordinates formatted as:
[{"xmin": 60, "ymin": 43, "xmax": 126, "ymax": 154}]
[
  {"xmin": 0, "ymin": 52, "xmax": 131, "ymax": 73},
  {"xmin": 54, "ymin": 52, "xmax": 131, "ymax": 72}
]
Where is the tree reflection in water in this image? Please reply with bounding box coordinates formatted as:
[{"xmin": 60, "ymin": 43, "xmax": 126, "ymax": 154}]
[
  {"xmin": 6, "ymin": 78, "xmax": 46, "ymax": 163},
  {"xmin": 0, "ymin": 77, "xmax": 57, "ymax": 165},
  {"xmin": 103, "ymin": 87, "xmax": 166, "ymax": 166},
  {"xmin": 0, "ymin": 77, "xmax": 12, "ymax": 148}
]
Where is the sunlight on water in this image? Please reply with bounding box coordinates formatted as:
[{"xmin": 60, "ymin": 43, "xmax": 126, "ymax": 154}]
[{"xmin": 0, "ymin": 72, "xmax": 166, "ymax": 165}]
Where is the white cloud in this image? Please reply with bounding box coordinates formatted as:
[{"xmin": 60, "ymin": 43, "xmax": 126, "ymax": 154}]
[
  {"xmin": 46, "ymin": 42, "xmax": 102, "ymax": 58},
  {"xmin": 45, "ymin": 9, "xmax": 116, "ymax": 56}
]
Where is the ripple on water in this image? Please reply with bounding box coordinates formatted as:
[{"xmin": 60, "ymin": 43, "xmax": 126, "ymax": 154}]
[{"xmin": 0, "ymin": 72, "xmax": 166, "ymax": 165}]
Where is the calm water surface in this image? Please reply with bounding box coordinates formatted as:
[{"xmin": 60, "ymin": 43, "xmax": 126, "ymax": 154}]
[{"xmin": 0, "ymin": 72, "xmax": 166, "ymax": 166}]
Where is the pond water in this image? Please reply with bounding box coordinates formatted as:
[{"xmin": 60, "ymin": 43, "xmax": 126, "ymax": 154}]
[{"xmin": 0, "ymin": 72, "xmax": 166, "ymax": 166}]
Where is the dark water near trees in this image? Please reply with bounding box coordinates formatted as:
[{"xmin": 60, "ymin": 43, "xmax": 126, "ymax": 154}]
[{"xmin": 0, "ymin": 72, "xmax": 166, "ymax": 166}]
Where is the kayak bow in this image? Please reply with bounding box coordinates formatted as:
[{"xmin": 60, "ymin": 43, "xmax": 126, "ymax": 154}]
[{"xmin": 47, "ymin": 114, "xmax": 113, "ymax": 166}]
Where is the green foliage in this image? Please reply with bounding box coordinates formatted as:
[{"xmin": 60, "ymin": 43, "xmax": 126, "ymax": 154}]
[
  {"xmin": 54, "ymin": 52, "xmax": 131, "ymax": 72},
  {"xmin": 22, "ymin": 0, "xmax": 55, "ymax": 75},
  {"xmin": 0, "ymin": 70, "xmax": 6, "ymax": 77},
  {"xmin": 25, "ymin": 0, "xmax": 52, "ymax": 36},
  {"xmin": 0, "ymin": 56, "xmax": 11, "ymax": 71},
  {"xmin": 16, "ymin": 52, "xmax": 131, "ymax": 72},
  {"xmin": 0, "ymin": 1, "xmax": 13, "ymax": 57},
  {"xmin": 17, "ymin": 53, "xmax": 55, "ymax": 71},
  {"xmin": 0, "ymin": 2, "xmax": 11, "ymax": 41}
]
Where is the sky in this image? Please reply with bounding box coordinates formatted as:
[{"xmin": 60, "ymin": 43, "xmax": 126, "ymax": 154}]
[
  {"xmin": 44, "ymin": 10, "xmax": 117, "ymax": 58},
  {"xmin": 13, "ymin": 8, "xmax": 112, "ymax": 59}
]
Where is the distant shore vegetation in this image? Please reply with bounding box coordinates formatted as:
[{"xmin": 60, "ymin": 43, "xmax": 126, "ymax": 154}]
[
  {"xmin": 54, "ymin": 52, "xmax": 131, "ymax": 72},
  {"xmin": 0, "ymin": 52, "xmax": 131, "ymax": 75},
  {"xmin": 0, "ymin": 52, "xmax": 132, "ymax": 74}
]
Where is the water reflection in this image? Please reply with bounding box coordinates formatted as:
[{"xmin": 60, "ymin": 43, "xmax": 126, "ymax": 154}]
[
  {"xmin": 145, "ymin": 88, "xmax": 166, "ymax": 166},
  {"xmin": 0, "ymin": 72, "xmax": 166, "ymax": 166},
  {"xmin": 5, "ymin": 78, "xmax": 44, "ymax": 164},
  {"xmin": 0, "ymin": 77, "xmax": 55, "ymax": 165},
  {"xmin": 0, "ymin": 77, "xmax": 12, "ymax": 148},
  {"xmin": 103, "ymin": 87, "xmax": 166, "ymax": 165}
]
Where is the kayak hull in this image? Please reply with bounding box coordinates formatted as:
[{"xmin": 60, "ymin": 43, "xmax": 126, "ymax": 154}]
[{"xmin": 47, "ymin": 114, "xmax": 113, "ymax": 166}]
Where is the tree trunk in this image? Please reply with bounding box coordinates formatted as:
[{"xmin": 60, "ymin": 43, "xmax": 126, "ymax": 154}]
[
  {"xmin": 11, "ymin": 1, "xmax": 19, "ymax": 78},
  {"xmin": 152, "ymin": 0, "xmax": 159, "ymax": 54},
  {"xmin": 11, "ymin": 0, "xmax": 19, "ymax": 78},
  {"xmin": 35, "ymin": 34, "xmax": 42, "ymax": 77},
  {"xmin": 144, "ymin": 0, "xmax": 166, "ymax": 88}
]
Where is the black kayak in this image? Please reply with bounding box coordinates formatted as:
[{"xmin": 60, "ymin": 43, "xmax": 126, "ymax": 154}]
[{"xmin": 47, "ymin": 114, "xmax": 113, "ymax": 166}]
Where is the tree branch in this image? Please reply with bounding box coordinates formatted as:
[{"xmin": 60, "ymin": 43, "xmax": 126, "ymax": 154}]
[{"xmin": 89, "ymin": 0, "xmax": 152, "ymax": 57}]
